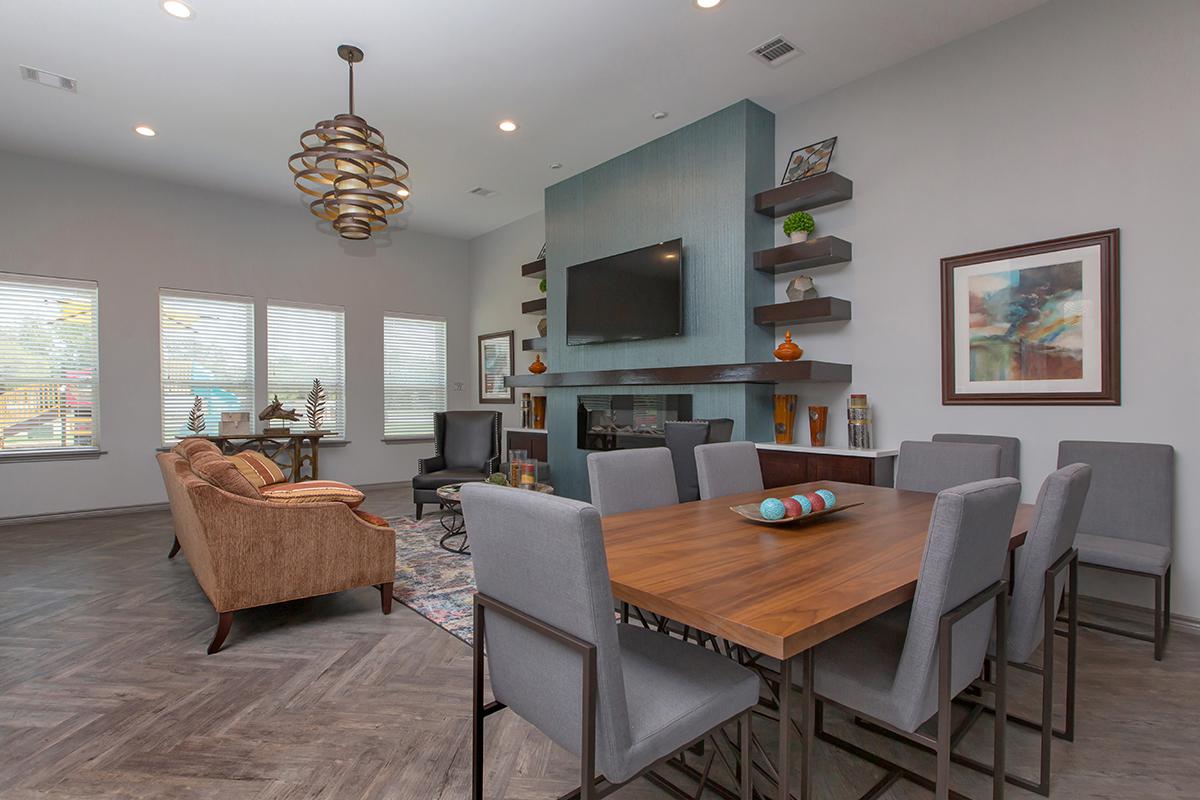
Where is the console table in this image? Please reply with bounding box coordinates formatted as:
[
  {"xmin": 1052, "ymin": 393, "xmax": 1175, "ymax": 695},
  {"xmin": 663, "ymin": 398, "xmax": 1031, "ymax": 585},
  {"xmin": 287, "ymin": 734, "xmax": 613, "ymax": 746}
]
[{"xmin": 199, "ymin": 432, "xmax": 327, "ymax": 481}]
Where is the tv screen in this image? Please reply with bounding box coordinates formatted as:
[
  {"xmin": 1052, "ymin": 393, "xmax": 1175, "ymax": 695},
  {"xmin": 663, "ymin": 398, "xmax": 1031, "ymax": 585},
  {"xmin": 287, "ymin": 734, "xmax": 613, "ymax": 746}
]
[{"xmin": 566, "ymin": 238, "xmax": 682, "ymax": 346}]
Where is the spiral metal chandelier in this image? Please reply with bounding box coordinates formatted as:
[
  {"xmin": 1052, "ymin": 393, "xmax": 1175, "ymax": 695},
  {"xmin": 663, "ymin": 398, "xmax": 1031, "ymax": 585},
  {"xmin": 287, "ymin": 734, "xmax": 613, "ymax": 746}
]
[{"xmin": 288, "ymin": 45, "xmax": 410, "ymax": 240}]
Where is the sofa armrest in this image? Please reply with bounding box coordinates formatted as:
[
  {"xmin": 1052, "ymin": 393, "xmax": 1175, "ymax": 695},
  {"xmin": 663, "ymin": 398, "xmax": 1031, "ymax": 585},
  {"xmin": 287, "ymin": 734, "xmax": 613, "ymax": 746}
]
[
  {"xmin": 418, "ymin": 455, "xmax": 446, "ymax": 474},
  {"xmin": 189, "ymin": 484, "xmax": 395, "ymax": 613}
]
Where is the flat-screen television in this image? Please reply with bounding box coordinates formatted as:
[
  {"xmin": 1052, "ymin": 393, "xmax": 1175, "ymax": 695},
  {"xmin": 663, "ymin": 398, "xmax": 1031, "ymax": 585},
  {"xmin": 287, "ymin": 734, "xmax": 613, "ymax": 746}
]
[{"xmin": 566, "ymin": 238, "xmax": 682, "ymax": 346}]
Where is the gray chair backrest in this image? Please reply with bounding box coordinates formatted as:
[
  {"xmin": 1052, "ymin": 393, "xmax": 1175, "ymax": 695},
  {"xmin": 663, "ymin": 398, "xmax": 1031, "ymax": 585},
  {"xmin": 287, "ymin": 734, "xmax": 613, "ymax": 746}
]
[
  {"xmin": 932, "ymin": 433, "xmax": 1021, "ymax": 479},
  {"xmin": 461, "ymin": 483, "xmax": 632, "ymax": 778},
  {"xmin": 695, "ymin": 441, "xmax": 764, "ymax": 500},
  {"xmin": 706, "ymin": 418, "xmax": 735, "ymax": 444},
  {"xmin": 437, "ymin": 410, "xmax": 501, "ymax": 470},
  {"xmin": 1057, "ymin": 440, "xmax": 1174, "ymax": 547},
  {"xmin": 1008, "ymin": 463, "xmax": 1092, "ymax": 663},
  {"xmin": 895, "ymin": 440, "xmax": 1003, "ymax": 493},
  {"xmin": 892, "ymin": 477, "xmax": 1021, "ymax": 732},
  {"xmin": 664, "ymin": 422, "xmax": 710, "ymax": 502},
  {"xmin": 586, "ymin": 447, "xmax": 679, "ymax": 516}
]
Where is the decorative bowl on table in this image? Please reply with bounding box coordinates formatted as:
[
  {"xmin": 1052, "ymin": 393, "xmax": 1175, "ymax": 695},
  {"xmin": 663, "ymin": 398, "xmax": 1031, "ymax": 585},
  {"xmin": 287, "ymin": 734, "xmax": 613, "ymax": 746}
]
[{"xmin": 730, "ymin": 487, "xmax": 862, "ymax": 527}]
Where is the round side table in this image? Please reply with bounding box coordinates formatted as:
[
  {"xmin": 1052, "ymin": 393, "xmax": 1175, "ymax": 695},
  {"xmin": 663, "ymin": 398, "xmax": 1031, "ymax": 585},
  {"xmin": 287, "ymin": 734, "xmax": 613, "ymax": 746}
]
[{"xmin": 434, "ymin": 482, "xmax": 555, "ymax": 555}]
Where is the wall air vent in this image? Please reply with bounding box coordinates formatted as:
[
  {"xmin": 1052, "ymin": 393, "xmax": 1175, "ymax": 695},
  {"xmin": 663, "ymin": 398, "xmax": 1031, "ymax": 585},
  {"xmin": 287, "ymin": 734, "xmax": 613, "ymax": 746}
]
[
  {"xmin": 19, "ymin": 65, "xmax": 77, "ymax": 92},
  {"xmin": 468, "ymin": 187, "xmax": 498, "ymax": 198},
  {"xmin": 749, "ymin": 36, "xmax": 802, "ymax": 67}
]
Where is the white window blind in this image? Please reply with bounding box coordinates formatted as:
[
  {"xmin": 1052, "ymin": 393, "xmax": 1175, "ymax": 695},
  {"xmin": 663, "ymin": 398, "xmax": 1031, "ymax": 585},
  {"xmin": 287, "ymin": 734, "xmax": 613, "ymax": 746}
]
[
  {"xmin": 268, "ymin": 302, "xmax": 346, "ymax": 437},
  {"xmin": 383, "ymin": 313, "xmax": 446, "ymax": 439},
  {"xmin": 0, "ymin": 273, "xmax": 99, "ymax": 452},
  {"xmin": 159, "ymin": 291, "xmax": 254, "ymax": 446}
]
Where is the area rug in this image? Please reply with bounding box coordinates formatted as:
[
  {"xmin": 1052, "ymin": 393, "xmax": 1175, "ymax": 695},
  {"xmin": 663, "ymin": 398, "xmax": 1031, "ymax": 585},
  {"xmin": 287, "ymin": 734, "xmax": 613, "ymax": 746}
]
[{"xmin": 389, "ymin": 513, "xmax": 476, "ymax": 645}]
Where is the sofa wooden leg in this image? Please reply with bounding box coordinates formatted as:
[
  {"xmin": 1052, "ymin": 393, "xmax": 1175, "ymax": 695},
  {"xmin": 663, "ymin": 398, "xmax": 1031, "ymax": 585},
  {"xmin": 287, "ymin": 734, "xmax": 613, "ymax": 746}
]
[
  {"xmin": 207, "ymin": 612, "xmax": 234, "ymax": 654},
  {"xmin": 380, "ymin": 582, "xmax": 394, "ymax": 615},
  {"xmin": 168, "ymin": 536, "xmax": 181, "ymax": 559},
  {"xmin": 415, "ymin": 503, "xmax": 423, "ymax": 521}
]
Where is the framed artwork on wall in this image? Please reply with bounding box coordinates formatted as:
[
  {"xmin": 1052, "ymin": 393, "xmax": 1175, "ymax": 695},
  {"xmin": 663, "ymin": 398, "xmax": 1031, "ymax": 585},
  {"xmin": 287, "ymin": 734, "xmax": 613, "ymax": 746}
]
[
  {"xmin": 941, "ymin": 229, "xmax": 1120, "ymax": 405},
  {"xmin": 478, "ymin": 330, "xmax": 515, "ymax": 404},
  {"xmin": 781, "ymin": 136, "xmax": 837, "ymax": 184}
]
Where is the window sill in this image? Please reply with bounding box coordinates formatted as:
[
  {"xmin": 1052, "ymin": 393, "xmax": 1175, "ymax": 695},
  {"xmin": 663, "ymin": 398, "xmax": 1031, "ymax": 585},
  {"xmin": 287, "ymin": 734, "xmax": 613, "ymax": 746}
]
[
  {"xmin": 382, "ymin": 437, "xmax": 434, "ymax": 445},
  {"xmin": 0, "ymin": 449, "xmax": 106, "ymax": 464}
]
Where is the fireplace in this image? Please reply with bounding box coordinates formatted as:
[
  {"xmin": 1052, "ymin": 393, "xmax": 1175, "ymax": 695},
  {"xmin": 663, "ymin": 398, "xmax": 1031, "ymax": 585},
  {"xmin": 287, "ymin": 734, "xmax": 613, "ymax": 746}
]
[{"xmin": 576, "ymin": 394, "xmax": 693, "ymax": 451}]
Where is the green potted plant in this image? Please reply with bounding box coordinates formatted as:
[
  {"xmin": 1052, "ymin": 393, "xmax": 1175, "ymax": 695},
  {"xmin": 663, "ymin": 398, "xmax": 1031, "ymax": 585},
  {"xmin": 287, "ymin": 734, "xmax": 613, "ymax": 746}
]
[{"xmin": 782, "ymin": 210, "xmax": 815, "ymax": 243}]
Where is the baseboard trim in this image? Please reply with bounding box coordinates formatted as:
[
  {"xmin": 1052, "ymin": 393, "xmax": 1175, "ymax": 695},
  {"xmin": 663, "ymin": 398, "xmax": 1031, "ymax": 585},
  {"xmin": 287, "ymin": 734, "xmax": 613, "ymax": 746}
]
[
  {"xmin": 1079, "ymin": 593, "xmax": 1200, "ymax": 634},
  {"xmin": 0, "ymin": 502, "xmax": 170, "ymax": 527}
]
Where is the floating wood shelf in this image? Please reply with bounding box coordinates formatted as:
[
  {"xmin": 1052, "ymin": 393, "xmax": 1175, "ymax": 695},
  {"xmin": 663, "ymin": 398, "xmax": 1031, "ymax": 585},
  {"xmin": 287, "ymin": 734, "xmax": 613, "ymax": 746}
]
[
  {"xmin": 754, "ymin": 297, "xmax": 852, "ymax": 326},
  {"xmin": 504, "ymin": 360, "xmax": 851, "ymax": 388},
  {"xmin": 521, "ymin": 298, "xmax": 547, "ymax": 315},
  {"xmin": 755, "ymin": 172, "xmax": 853, "ymax": 217},
  {"xmin": 521, "ymin": 258, "xmax": 546, "ymax": 279},
  {"xmin": 754, "ymin": 237, "xmax": 852, "ymax": 275},
  {"xmin": 522, "ymin": 336, "xmax": 547, "ymax": 352}
]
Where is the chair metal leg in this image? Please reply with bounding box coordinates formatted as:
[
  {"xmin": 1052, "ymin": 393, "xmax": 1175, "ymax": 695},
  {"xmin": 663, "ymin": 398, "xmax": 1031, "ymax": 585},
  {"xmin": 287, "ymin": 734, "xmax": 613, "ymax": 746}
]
[
  {"xmin": 473, "ymin": 601, "xmax": 486, "ymax": 800},
  {"xmin": 741, "ymin": 711, "xmax": 753, "ymax": 800},
  {"xmin": 1064, "ymin": 552, "xmax": 1078, "ymax": 740},
  {"xmin": 993, "ymin": 582, "xmax": 1007, "ymax": 800},
  {"xmin": 778, "ymin": 655, "xmax": 792, "ymax": 800},
  {"xmin": 937, "ymin": 612, "xmax": 953, "ymax": 800}
]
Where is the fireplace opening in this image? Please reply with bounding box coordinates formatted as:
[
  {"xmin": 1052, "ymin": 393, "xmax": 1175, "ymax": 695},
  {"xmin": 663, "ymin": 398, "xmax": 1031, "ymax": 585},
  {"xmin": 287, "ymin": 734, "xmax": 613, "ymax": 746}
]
[{"xmin": 576, "ymin": 394, "xmax": 693, "ymax": 451}]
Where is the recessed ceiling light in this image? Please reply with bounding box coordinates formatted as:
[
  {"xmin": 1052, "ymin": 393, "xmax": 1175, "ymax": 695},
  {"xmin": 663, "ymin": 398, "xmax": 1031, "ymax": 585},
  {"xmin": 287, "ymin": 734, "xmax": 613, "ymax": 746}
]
[
  {"xmin": 695, "ymin": 0, "xmax": 722, "ymax": 8},
  {"xmin": 549, "ymin": 162, "xmax": 562, "ymax": 169},
  {"xmin": 652, "ymin": 111, "xmax": 669, "ymax": 120},
  {"xmin": 161, "ymin": 0, "xmax": 194, "ymax": 19},
  {"xmin": 497, "ymin": 119, "xmax": 519, "ymax": 133},
  {"xmin": 133, "ymin": 124, "xmax": 157, "ymax": 137}
]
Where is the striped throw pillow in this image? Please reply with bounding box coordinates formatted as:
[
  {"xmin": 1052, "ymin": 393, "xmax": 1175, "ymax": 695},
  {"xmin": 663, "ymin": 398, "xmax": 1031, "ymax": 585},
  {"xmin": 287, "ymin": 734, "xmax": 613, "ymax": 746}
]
[
  {"xmin": 260, "ymin": 480, "xmax": 365, "ymax": 508},
  {"xmin": 228, "ymin": 451, "xmax": 288, "ymax": 488}
]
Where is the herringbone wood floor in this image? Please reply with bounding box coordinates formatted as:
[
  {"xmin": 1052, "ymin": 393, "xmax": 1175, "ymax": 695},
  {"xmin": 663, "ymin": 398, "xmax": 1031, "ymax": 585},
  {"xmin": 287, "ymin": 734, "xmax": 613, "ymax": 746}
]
[{"xmin": 2, "ymin": 485, "xmax": 1198, "ymax": 799}]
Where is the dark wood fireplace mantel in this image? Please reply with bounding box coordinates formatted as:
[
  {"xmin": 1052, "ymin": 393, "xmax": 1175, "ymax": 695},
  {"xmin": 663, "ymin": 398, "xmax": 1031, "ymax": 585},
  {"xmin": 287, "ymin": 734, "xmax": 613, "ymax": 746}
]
[{"xmin": 505, "ymin": 360, "xmax": 851, "ymax": 388}]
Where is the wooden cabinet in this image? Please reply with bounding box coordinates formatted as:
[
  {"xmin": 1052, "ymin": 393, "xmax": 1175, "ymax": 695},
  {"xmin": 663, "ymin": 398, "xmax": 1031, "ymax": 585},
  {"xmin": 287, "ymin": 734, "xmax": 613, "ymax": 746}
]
[
  {"xmin": 506, "ymin": 429, "xmax": 548, "ymax": 462},
  {"xmin": 758, "ymin": 447, "xmax": 894, "ymax": 489}
]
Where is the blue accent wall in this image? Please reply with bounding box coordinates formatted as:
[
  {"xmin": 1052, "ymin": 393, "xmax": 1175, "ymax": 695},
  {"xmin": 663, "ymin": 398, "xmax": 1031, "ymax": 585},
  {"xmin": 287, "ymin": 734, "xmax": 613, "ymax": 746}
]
[{"xmin": 544, "ymin": 100, "xmax": 775, "ymax": 500}]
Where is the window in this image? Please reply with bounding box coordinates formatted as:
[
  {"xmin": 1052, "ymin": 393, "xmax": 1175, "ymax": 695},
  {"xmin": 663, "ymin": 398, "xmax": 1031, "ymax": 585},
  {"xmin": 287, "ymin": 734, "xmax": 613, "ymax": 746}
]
[
  {"xmin": 383, "ymin": 313, "xmax": 446, "ymax": 439},
  {"xmin": 0, "ymin": 273, "xmax": 99, "ymax": 453},
  {"xmin": 267, "ymin": 302, "xmax": 346, "ymax": 437},
  {"xmin": 159, "ymin": 290, "xmax": 254, "ymax": 446}
]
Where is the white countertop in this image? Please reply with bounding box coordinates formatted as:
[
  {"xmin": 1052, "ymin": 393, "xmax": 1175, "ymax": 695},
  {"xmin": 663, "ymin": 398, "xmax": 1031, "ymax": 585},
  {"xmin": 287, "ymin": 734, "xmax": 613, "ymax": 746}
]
[
  {"xmin": 755, "ymin": 442, "xmax": 898, "ymax": 458},
  {"xmin": 504, "ymin": 427, "xmax": 548, "ymax": 435}
]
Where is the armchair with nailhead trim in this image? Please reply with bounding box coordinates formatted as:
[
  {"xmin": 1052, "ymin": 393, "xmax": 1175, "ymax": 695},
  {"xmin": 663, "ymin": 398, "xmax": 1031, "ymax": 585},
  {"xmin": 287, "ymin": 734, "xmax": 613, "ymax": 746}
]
[{"xmin": 412, "ymin": 411, "xmax": 502, "ymax": 519}]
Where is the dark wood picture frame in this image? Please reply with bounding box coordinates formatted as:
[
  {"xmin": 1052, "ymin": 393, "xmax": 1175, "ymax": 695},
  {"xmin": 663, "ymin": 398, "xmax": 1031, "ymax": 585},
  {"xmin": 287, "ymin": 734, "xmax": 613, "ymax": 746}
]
[
  {"xmin": 941, "ymin": 229, "xmax": 1120, "ymax": 405},
  {"xmin": 478, "ymin": 330, "xmax": 516, "ymax": 404}
]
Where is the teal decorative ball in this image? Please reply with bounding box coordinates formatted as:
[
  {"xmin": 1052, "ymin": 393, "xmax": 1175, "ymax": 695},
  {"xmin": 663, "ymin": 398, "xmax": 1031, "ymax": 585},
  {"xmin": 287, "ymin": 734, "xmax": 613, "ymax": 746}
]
[
  {"xmin": 815, "ymin": 489, "xmax": 837, "ymax": 508},
  {"xmin": 760, "ymin": 498, "xmax": 787, "ymax": 520},
  {"xmin": 792, "ymin": 494, "xmax": 813, "ymax": 515}
]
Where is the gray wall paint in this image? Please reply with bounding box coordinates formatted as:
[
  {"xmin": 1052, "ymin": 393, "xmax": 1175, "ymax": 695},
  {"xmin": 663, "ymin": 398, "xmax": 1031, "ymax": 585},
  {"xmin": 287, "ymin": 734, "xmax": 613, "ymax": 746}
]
[
  {"xmin": 0, "ymin": 150, "xmax": 471, "ymax": 519},
  {"xmin": 544, "ymin": 100, "xmax": 775, "ymax": 500},
  {"xmin": 768, "ymin": 0, "xmax": 1199, "ymax": 616}
]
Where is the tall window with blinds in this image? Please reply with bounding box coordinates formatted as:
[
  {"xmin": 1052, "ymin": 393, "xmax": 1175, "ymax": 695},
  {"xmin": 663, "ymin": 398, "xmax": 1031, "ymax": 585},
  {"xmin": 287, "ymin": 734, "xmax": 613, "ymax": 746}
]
[
  {"xmin": 267, "ymin": 302, "xmax": 346, "ymax": 437},
  {"xmin": 383, "ymin": 313, "xmax": 446, "ymax": 439},
  {"xmin": 0, "ymin": 273, "xmax": 100, "ymax": 453},
  {"xmin": 159, "ymin": 291, "xmax": 255, "ymax": 446}
]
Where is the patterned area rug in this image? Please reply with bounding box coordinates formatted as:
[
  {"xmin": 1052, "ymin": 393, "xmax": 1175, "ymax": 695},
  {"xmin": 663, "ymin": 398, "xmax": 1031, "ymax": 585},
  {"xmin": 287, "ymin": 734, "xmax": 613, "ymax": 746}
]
[{"xmin": 389, "ymin": 513, "xmax": 476, "ymax": 645}]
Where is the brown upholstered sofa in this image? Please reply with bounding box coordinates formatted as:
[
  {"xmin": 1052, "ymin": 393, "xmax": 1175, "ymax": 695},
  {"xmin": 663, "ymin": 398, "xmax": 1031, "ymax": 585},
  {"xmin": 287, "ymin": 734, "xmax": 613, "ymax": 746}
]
[{"xmin": 157, "ymin": 452, "xmax": 396, "ymax": 653}]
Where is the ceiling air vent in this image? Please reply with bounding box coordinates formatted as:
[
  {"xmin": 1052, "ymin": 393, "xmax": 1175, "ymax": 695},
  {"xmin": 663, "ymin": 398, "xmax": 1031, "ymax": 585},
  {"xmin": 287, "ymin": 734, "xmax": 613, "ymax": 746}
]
[
  {"xmin": 749, "ymin": 36, "xmax": 802, "ymax": 67},
  {"xmin": 468, "ymin": 187, "xmax": 498, "ymax": 198},
  {"xmin": 19, "ymin": 65, "xmax": 77, "ymax": 92}
]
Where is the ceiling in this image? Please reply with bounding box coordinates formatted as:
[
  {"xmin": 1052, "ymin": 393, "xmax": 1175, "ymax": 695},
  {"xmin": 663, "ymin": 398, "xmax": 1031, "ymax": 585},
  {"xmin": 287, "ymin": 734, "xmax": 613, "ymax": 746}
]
[{"xmin": 0, "ymin": 0, "xmax": 1046, "ymax": 240}]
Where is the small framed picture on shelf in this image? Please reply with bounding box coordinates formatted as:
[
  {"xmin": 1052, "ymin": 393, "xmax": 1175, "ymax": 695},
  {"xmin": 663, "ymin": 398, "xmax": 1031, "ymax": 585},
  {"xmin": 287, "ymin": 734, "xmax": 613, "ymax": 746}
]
[{"xmin": 782, "ymin": 136, "xmax": 837, "ymax": 185}]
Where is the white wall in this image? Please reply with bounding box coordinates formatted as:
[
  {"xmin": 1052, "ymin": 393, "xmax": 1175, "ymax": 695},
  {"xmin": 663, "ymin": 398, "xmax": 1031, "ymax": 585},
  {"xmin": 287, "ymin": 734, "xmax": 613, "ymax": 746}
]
[
  {"xmin": 465, "ymin": 211, "xmax": 546, "ymax": 430},
  {"xmin": 0, "ymin": 150, "xmax": 471, "ymax": 519},
  {"xmin": 770, "ymin": 0, "xmax": 1199, "ymax": 616}
]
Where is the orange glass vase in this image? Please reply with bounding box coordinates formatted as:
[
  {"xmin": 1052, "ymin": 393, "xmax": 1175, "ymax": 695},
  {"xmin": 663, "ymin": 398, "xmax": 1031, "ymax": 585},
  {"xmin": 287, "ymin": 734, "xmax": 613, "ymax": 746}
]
[
  {"xmin": 529, "ymin": 354, "xmax": 547, "ymax": 374},
  {"xmin": 808, "ymin": 405, "xmax": 829, "ymax": 447},
  {"xmin": 773, "ymin": 394, "xmax": 798, "ymax": 444}
]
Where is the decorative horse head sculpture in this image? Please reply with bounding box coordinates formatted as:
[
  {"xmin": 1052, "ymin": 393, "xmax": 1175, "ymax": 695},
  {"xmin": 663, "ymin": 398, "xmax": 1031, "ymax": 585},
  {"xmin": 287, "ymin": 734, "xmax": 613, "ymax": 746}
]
[{"xmin": 258, "ymin": 395, "xmax": 301, "ymax": 423}]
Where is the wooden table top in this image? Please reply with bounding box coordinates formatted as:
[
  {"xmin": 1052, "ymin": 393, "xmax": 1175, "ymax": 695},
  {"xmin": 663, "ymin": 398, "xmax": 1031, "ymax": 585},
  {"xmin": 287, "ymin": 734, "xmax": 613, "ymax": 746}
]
[{"xmin": 601, "ymin": 481, "xmax": 1033, "ymax": 660}]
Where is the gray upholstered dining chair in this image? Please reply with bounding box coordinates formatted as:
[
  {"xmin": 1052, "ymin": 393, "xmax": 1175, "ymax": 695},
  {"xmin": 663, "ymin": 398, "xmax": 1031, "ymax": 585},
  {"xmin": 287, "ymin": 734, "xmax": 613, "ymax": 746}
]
[
  {"xmin": 664, "ymin": 418, "xmax": 735, "ymax": 502},
  {"xmin": 932, "ymin": 433, "xmax": 1021, "ymax": 479},
  {"xmin": 695, "ymin": 441, "xmax": 764, "ymax": 500},
  {"xmin": 462, "ymin": 483, "xmax": 756, "ymax": 800},
  {"xmin": 586, "ymin": 447, "xmax": 678, "ymax": 516},
  {"xmin": 1058, "ymin": 440, "xmax": 1175, "ymax": 660},
  {"xmin": 809, "ymin": 477, "xmax": 1021, "ymax": 800},
  {"xmin": 894, "ymin": 440, "xmax": 1003, "ymax": 493}
]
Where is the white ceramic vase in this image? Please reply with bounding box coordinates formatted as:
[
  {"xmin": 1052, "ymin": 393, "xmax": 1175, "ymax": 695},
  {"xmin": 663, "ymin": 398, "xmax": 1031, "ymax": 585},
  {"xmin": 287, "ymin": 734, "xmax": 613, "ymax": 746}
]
[{"xmin": 789, "ymin": 230, "xmax": 810, "ymax": 243}]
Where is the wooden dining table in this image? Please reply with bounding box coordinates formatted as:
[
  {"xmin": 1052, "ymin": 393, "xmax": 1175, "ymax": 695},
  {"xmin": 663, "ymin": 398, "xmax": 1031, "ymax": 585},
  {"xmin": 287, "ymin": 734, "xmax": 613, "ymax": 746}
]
[{"xmin": 601, "ymin": 480, "xmax": 1034, "ymax": 800}]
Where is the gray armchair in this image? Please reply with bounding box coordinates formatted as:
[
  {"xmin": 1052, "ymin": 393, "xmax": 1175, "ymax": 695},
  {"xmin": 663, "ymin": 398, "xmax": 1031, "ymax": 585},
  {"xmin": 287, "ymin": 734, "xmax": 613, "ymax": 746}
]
[
  {"xmin": 412, "ymin": 411, "xmax": 501, "ymax": 520},
  {"xmin": 895, "ymin": 440, "xmax": 1003, "ymax": 493}
]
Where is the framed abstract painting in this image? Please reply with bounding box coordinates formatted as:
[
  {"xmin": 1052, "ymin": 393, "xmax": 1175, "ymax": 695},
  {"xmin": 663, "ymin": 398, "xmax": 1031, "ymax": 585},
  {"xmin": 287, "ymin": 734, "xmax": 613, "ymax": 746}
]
[{"xmin": 941, "ymin": 229, "xmax": 1120, "ymax": 405}]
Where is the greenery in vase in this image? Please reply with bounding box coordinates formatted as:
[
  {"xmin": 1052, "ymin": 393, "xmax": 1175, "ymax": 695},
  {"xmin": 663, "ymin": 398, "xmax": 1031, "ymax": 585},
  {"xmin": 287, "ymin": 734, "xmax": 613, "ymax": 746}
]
[
  {"xmin": 539, "ymin": 277, "xmax": 547, "ymax": 294},
  {"xmin": 783, "ymin": 211, "xmax": 815, "ymax": 237}
]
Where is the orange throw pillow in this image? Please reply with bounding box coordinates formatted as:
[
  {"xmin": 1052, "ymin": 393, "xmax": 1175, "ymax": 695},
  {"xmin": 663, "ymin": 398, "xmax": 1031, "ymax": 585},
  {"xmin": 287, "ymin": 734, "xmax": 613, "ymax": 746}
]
[
  {"xmin": 353, "ymin": 510, "xmax": 393, "ymax": 529},
  {"xmin": 189, "ymin": 450, "xmax": 262, "ymax": 499},
  {"xmin": 261, "ymin": 480, "xmax": 365, "ymax": 508},
  {"xmin": 228, "ymin": 451, "xmax": 288, "ymax": 488}
]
